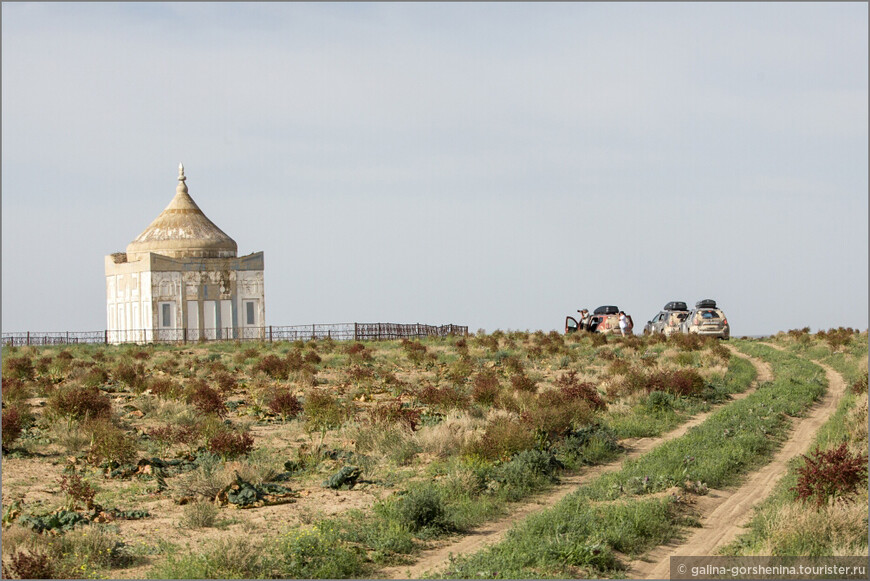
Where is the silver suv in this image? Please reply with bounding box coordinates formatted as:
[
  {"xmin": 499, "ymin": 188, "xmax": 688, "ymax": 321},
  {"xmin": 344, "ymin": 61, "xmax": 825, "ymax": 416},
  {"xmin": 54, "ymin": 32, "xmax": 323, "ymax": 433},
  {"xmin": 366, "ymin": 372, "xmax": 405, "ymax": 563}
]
[
  {"xmin": 680, "ymin": 299, "xmax": 730, "ymax": 339},
  {"xmin": 644, "ymin": 301, "xmax": 690, "ymax": 337}
]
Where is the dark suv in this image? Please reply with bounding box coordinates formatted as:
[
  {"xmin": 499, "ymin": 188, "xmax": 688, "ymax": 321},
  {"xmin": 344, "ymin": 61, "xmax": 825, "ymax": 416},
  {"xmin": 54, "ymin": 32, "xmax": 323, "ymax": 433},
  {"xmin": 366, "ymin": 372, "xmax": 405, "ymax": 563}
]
[{"xmin": 644, "ymin": 301, "xmax": 690, "ymax": 337}]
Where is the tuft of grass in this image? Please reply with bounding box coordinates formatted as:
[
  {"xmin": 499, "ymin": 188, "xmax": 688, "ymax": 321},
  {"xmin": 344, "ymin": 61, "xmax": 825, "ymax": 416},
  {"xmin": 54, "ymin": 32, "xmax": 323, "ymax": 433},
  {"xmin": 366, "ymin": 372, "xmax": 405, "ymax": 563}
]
[{"xmin": 181, "ymin": 500, "xmax": 220, "ymax": 528}]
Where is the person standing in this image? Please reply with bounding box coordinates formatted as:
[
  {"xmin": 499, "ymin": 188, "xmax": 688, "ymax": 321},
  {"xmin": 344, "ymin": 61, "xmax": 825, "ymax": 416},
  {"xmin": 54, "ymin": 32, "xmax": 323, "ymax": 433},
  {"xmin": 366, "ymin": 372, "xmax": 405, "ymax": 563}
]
[
  {"xmin": 578, "ymin": 309, "xmax": 590, "ymax": 331},
  {"xmin": 618, "ymin": 311, "xmax": 628, "ymax": 337}
]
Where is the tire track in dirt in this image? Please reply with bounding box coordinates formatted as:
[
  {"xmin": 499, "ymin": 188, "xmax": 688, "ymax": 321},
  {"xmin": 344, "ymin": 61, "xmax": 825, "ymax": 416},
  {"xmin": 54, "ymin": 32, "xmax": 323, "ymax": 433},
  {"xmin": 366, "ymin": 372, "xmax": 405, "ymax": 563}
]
[
  {"xmin": 379, "ymin": 346, "xmax": 770, "ymax": 579},
  {"xmin": 627, "ymin": 347, "xmax": 846, "ymax": 580}
]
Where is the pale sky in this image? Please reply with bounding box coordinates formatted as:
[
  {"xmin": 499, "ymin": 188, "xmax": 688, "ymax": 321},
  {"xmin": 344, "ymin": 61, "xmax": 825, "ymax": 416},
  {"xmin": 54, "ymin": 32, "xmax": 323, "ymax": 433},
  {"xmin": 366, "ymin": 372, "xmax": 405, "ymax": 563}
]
[{"xmin": 2, "ymin": 2, "xmax": 868, "ymax": 336}]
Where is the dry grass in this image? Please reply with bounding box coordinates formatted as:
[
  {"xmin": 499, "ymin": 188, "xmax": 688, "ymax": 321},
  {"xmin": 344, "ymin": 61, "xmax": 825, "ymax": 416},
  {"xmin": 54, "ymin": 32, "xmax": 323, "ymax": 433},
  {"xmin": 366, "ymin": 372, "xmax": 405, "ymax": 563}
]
[
  {"xmin": 414, "ymin": 410, "xmax": 491, "ymax": 458},
  {"xmin": 740, "ymin": 489, "xmax": 869, "ymax": 556}
]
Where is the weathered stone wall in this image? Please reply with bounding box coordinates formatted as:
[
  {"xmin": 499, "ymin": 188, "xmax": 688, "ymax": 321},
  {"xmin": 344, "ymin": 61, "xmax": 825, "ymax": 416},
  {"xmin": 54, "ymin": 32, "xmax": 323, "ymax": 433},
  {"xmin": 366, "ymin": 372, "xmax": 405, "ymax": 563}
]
[{"xmin": 105, "ymin": 251, "xmax": 264, "ymax": 343}]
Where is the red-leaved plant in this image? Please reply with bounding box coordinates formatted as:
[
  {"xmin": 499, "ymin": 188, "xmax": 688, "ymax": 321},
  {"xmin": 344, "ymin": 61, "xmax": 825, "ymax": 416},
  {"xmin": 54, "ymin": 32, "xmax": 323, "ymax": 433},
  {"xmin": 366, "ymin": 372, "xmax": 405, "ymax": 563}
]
[{"xmin": 791, "ymin": 442, "xmax": 868, "ymax": 508}]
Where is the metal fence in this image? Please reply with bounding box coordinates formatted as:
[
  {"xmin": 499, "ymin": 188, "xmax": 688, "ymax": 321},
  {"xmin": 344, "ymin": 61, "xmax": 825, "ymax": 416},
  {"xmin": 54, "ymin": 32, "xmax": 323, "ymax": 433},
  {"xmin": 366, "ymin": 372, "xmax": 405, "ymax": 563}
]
[{"xmin": 2, "ymin": 323, "xmax": 468, "ymax": 347}]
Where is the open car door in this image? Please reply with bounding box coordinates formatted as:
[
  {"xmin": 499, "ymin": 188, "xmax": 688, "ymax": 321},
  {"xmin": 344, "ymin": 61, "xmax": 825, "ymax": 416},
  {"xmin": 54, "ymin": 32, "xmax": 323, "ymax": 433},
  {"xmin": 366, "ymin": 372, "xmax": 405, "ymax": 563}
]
[{"xmin": 565, "ymin": 316, "xmax": 578, "ymax": 334}]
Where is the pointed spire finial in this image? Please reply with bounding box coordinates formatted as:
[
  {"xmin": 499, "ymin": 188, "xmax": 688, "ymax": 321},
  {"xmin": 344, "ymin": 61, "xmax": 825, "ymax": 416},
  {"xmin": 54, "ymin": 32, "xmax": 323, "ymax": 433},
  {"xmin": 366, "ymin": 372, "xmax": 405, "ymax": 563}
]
[{"xmin": 178, "ymin": 163, "xmax": 186, "ymax": 182}]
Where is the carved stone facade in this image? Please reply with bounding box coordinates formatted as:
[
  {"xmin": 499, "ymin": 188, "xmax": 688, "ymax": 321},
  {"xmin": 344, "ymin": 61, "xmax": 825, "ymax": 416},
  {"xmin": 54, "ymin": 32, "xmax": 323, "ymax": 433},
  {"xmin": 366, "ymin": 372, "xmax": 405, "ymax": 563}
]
[{"xmin": 105, "ymin": 165, "xmax": 265, "ymax": 343}]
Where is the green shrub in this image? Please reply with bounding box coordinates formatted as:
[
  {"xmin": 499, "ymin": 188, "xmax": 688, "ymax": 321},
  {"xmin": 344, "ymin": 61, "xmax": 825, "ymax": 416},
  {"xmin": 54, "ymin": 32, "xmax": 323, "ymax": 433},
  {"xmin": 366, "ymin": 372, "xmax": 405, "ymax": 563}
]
[
  {"xmin": 851, "ymin": 373, "xmax": 868, "ymax": 395},
  {"xmin": 151, "ymin": 536, "xmax": 267, "ymax": 579},
  {"xmin": 323, "ymin": 511, "xmax": 416, "ymax": 559},
  {"xmin": 84, "ymin": 418, "xmax": 137, "ymax": 466},
  {"xmin": 113, "ymin": 361, "xmax": 146, "ymax": 391},
  {"xmin": 465, "ymin": 416, "xmax": 537, "ymax": 460},
  {"xmin": 445, "ymin": 358, "xmax": 473, "ymax": 385},
  {"xmin": 181, "ymin": 500, "xmax": 220, "ymax": 528},
  {"xmin": 304, "ymin": 390, "xmax": 348, "ymax": 432},
  {"xmin": 646, "ymin": 390, "xmax": 675, "ymax": 410},
  {"xmin": 522, "ymin": 396, "xmax": 593, "ymax": 441},
  {"xmin": 557, "ymin": 424, "xmax": 621, "ymax": 468},
  {"xmin": 272, "ymin": 526, "xmax": 367, "ymax": 578},
  {"xmin": 491, "ymin": 449, "xmax": 561, "ymax": 501},
  {"xmin": 80, "ymin": 366, "xmax": 109, "ymax": 388},
  {"xmin": 388, "ymin": 484, "xmax": 454, "ymax": 533}
]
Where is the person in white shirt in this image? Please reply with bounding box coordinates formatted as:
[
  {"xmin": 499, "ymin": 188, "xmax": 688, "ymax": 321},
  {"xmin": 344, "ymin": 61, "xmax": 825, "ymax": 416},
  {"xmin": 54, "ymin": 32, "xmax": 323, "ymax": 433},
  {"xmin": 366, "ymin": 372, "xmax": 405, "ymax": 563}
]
[{"xmin": 618, "ymin": 311, "xmax": 628, "ymax": 337}]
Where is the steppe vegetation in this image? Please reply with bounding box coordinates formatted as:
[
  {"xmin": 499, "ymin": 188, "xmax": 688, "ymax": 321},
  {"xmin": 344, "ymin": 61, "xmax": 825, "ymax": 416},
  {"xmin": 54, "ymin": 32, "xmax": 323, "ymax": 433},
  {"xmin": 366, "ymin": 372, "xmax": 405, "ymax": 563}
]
[
  {"xmin": 434, "ymin": 330, "xmax": 868, "ymax": 579},
  {"xmin": 719, "ymin": 328, "xmax": 868, "ymax": 558},
  {"xmin": 1, "ymin": 328, "xmax": 864, "ymax": 579}
]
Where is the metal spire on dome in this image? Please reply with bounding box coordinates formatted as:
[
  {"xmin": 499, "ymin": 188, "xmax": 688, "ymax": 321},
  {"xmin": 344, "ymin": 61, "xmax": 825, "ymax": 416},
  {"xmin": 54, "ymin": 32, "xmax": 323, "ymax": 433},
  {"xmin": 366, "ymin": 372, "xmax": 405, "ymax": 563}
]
[{"xmin": 176, "ymin": 163, "xmax": 188, "ymax": 194}]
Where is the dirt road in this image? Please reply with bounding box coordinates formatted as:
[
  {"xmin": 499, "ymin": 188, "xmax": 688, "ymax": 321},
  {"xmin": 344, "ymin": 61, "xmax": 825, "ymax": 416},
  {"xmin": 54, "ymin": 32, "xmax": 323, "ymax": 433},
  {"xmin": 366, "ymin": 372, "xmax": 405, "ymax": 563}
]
[
  {"xmin": 627, "ymin": 352, "xmax": 846, "ymax": 579},
  {"xmin": 378, "ymin": 346, "xmax": 771, "ymax": 579}
]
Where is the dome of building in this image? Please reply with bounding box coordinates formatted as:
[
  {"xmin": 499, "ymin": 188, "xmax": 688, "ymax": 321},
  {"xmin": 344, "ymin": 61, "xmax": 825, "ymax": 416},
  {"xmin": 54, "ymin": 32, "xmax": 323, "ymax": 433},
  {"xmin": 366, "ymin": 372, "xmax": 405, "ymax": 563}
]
[{"xmin": 126, "ymin": 164, "xmax": 238, "ymax": 261}]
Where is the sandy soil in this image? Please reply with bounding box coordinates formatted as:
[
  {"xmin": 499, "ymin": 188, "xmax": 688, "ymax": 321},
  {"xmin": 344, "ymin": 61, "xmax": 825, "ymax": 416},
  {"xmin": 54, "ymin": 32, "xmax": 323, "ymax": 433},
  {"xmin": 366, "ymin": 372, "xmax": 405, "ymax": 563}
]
[
  {"xmin": 377, "ymin": 345, "xmax": 771, "ymax": 579},
  {"xmin": 626, "ymin": 348, "xmax": 846, "ymax": 579}
]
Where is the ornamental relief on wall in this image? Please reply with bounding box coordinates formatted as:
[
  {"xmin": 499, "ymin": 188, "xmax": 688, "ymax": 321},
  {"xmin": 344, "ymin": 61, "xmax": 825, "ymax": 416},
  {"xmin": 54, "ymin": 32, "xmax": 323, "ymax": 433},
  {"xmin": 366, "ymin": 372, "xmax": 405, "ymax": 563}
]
[{"xmin": 155, "ymin": 273, "xmax": 181, "ymax": 299}]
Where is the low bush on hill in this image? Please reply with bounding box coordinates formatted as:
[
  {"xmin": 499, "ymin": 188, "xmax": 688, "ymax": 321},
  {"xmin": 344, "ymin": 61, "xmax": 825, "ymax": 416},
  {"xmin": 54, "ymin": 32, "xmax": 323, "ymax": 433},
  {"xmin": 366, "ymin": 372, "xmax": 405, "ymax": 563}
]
[
  {"xmin": 2, "ymin": 405, "xmax": 25, "ymax": 449},
  {"xmin": 84, "ymin": 418, "xmax": 137, "ymax": 466},
  {"xmin": 266, "ymin": 388, "xmax": 303, "ymax": 420},
  {"xmin": 253, "ymin": 354, "xmax": 290, "ymax": 379},
  {"xmin": 48, "ymin": 385, "xmax": 112, "ymax": 420},
  {"xmin": 188, "ymin": 380, "xmax": 227, "ymax": 416},
  {"xmin": 471, "ymin": 370, "xmax": 500, "ymax": 404},
  {"xmin": 2, "ymin": 356, "xmax": 34, "ymax": 380},
  {"xmin": 792, "ymin": 443, "xmax": 868, "ymax": 508},
  {"xmin": 113, "ymin": 361, "xmax": 146, "ymax": 391}
]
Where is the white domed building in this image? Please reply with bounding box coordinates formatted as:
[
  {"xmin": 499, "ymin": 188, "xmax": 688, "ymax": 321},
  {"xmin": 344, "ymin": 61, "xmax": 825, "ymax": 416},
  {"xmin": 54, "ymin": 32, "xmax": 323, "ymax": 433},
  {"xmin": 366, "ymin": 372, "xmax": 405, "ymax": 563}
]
[{"xmin": 105, "ymin": 164, "xmax": 265, "ymax": 343}]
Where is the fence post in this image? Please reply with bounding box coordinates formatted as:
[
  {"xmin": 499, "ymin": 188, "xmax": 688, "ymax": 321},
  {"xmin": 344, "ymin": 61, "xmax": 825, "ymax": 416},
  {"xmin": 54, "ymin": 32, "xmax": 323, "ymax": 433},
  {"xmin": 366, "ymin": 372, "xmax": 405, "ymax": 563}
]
[
  {"xmin": 269, "ymin": 326, "xmax": 273, "ymax": 342},
  {"xmin": 354, "ymin": 323, "xmax": 358, "ymax": 341},
  {"xmin": 26, "ymin": 331, "xmax": 30, "ymax": 346},
  {"xmin": 312, "ymin": 323, "xmax": 316, "ymax": 340}
]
